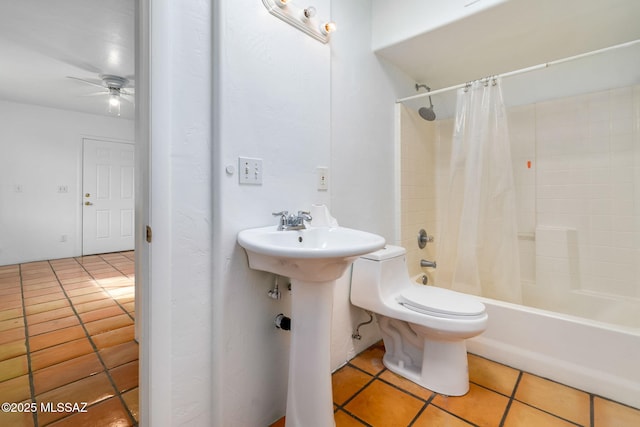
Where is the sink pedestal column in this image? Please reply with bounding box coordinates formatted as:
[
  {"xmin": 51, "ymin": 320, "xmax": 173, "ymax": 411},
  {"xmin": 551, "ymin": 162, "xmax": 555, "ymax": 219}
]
[{"xmin": 285, "ymin": 279, "xmax": 335, "ymax": 427}]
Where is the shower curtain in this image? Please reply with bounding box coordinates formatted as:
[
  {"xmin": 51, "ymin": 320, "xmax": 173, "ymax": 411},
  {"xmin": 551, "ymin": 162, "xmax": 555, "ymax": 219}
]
[{"xmin": 436, "ymin": 78, "xmax": 522, "ymax": 303}]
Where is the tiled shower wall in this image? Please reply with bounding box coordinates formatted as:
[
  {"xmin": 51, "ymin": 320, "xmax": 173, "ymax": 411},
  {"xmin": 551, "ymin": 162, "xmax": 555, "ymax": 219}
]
[
  {"xmin": 530, "ymin": 87, "xmax": 639, "ymax": 298},
  {"xmin": 399, "ymin": 105, "xmax": 437, "ymax": 275},
  {"xmin": 401, "ymin": 85, "xmax": 640, "ymax": 327}
]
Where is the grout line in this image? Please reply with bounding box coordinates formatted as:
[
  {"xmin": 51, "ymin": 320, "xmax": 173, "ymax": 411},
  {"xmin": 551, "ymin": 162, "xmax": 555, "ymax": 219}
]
[
  {"xmin": 374, "ymin": 371, "xmax": 437, "ymax": 403},
  {"xmin": 498, "ymin": 370, "xmax": 584, "ymax": 427},
  {"xmin": 428, "ymin": 401, "xmax": 483, "ymax": 427},
  {"xmin": 335, "ymin": 407, "xmax": 374, "ymax": 427},
  {"xmin": 93, "ymin": 252, "xmax": 135, "ymax": 278},
  {"xmin": 506, "ymin": 372, "xmax": 585, "ymax": 427},
  {"xmin": 510, "ymin": 399, "xmax": 584, "ymax": 427},
  {"xmin": 73, "ymin": 252, "xmax": 135, "ymax": 322},
  {"xmin": 69, "ymin": 255, "xmax": 139, "ymax": 426},
  {"xmin": 341, "ymin": 362, "xmax": 483, "ymax": 427},
  {"xmin": 46, "ymin": 258, "xmax": 138, "ymax": 426},
  {"xmin": 592, "ymin": 394, "xmax": 640, "ymax": 412},
  {"xmin": 343, "ymin": 362, "xmax": 382, "ymax": 379},
  {"xmin": 469, "ymin": 355, "xmax": 594, "ymax": 426},
  {"xmin": 468, "ymin": 379, "xmax": 515, "ymax": 399},
  {"xmin": 406, "ymin": 395, "xmax": 435, "ymax": 427},
  {"xmin": 19, "ymin": 263, "xmax": 39, "ymax": 427},
  {"xmin": 498, "ymin": 370, "xmax": 523, "ymax": 426},
  {"xmin": 345, "ymin": 353, "xmax": 481, "ymax": 427},
  {"xmin": 334, "ymin": 366, "xmax": 378, "ymax": 410}
]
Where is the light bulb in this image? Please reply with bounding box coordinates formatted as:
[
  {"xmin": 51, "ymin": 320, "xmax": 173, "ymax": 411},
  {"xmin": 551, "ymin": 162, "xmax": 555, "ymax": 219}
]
[
  {"xmin": 320, "ymin": 21, "xmax": 336, "ymax": 35},
  {"xmin": 108, "ymin": 93, "xmax": 121, "ymax": 116},
  {"xmin": 303, "ymin": 7, "xmax": 316, "ymax": 20},
  {"xmin": 276, "ymin": 0, "xmax": 289, "ymax": 7}
]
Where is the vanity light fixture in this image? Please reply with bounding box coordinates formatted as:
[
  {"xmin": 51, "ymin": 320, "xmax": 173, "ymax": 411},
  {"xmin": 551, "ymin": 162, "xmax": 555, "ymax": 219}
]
[
  {"xmin": 320, "ymin": 21, "xmax": 336, "ymax": 35},
  {"xmin": 262, "ymin": 0, "xmax": 336, "ymax": 44}
]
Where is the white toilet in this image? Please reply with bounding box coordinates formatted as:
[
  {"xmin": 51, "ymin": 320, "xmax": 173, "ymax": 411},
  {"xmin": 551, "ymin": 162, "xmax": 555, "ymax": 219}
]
[{"xmin": 350, "ymin": 245, "xmax": 488, "ymax": 396}]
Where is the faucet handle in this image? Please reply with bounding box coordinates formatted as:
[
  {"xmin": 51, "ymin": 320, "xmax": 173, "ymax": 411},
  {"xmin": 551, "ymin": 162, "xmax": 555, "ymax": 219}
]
[
  {"xmin": 417, "ymin": 229, "xmax": 434, "ymax": 249},
  {"xmin": 272, "ymin": 211, "xmax": 289, "ymax": 230}
]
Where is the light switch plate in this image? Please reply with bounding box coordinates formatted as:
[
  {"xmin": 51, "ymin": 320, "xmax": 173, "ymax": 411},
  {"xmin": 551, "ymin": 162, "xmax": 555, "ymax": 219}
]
[{"xmin": 239, "ymin": 157, "xmax": 263, "ymax": 185}]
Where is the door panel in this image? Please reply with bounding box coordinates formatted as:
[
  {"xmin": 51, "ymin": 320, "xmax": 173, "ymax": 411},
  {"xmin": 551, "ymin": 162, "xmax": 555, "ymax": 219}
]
[{"xmin": 83, "ymin": 139, "xmax": 135, "ymax": 255}]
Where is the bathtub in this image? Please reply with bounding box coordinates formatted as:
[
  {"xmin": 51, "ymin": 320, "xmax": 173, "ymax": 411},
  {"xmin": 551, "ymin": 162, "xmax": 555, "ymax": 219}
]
[{"xmin": 412, "ymin": 275, "xmax": 640, "ymax": 409}]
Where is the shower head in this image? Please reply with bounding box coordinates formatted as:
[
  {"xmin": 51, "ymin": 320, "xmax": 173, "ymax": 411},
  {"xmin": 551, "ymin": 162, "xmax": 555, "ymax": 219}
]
[
  {"xmin": 419, "ymin": 106, "xmax": 436, "ymax": 121},
  {"xmin": 415, "ymin": 83, "xmax": 436, "ymax": 121}
]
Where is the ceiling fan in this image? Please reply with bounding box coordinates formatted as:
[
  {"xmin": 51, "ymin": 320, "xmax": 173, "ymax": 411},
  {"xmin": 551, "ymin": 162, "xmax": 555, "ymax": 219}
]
[{"xmin": 66, "ymin": 74, "xmax": 134, "ymax": 116}]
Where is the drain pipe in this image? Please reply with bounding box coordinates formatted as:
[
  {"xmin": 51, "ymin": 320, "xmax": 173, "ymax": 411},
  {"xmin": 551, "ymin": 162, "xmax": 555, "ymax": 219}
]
[{"xmin": 274, "ymin": 313, "xmax": 291, "ymax": 331}]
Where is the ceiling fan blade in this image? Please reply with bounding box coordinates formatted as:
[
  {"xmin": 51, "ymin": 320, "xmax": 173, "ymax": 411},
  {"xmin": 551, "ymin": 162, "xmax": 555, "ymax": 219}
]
[
  {"xmin": 66, "ymin": 76, "xmax": 105, "ymax": 89},
  {"xmin": 80, "ymin": 91, "xmax": 109, "ymax": 97},
  {"xmin": 120, "ymin": 89, "xmax": 135, "ymax": 96},
  {"xmin": 120, "ymin": 96, "xmax": 134, "ymax": 105}
]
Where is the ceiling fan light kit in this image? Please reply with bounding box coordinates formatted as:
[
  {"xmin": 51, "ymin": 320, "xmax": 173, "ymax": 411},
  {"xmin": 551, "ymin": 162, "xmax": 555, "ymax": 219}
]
[{"xmin": 67, "ymin": 73, "xmax": 134, "ymax": 117}]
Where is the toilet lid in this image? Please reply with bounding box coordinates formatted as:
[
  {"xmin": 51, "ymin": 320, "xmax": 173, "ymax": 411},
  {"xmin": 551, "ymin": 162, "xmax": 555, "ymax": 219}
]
[{"xmin": 398, "ymin": 286, "xmax": 485, "ymax": 317}]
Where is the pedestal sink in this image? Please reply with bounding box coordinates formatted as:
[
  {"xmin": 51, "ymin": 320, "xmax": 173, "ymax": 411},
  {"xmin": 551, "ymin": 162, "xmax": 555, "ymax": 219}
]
[{"xmin": 237, "ymin": 225, "xmax": 385, "ymax": 427}]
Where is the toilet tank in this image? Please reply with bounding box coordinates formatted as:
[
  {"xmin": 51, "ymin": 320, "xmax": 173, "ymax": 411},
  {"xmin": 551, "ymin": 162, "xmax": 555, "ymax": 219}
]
[{"xmin": 350, "ymin": 245, "xmax": 412, "ymax": 312}]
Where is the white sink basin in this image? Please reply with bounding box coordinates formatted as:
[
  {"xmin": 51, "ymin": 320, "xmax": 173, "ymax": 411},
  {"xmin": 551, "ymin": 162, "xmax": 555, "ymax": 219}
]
[{"xmin": 237, "ymin": 225, "xmax": 385, "ymax": 281}]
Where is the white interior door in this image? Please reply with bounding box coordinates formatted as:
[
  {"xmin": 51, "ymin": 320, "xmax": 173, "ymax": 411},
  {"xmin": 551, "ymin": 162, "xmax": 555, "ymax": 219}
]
[{"xmin": 82, "ymin": 138, "xmax": 135, "ymax": 255}]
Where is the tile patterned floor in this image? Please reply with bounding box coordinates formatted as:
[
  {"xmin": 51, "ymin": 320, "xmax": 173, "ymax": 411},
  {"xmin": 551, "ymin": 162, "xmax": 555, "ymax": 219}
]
[
  {"xmin": 4, "ymin": 253, "xmax": 639, "ymax": 426},
  {"xmin": 0, "ymin": 252, "xmax": 138, "ymax": 427},
  {"xmin": 272, "ymin": 341, "xmax": 640, "ymax": 427}
]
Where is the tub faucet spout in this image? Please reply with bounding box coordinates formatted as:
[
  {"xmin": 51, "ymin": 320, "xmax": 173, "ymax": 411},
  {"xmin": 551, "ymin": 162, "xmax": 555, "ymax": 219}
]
[{"xmin": 420, "ymin": 259, "xmax": 437, "ymax": 269}]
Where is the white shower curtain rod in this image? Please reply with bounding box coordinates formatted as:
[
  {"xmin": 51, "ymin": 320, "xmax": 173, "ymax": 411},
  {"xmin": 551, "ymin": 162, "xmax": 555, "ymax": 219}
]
[{"xmin": 396, "ymin": 39, "xmax": 640, "ymax": 104}]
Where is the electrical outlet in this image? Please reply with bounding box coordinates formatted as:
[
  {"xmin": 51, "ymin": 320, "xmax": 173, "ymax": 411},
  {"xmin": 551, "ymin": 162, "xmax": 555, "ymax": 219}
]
[
  {"xmin": 239, "ymin": 157, "xmax": 263, "ymax": 185},
  {"xmin": 317, "ymin": 167, "xmax": 328, "ymax": 190},
  {"xmin": 57, "ymin": 185, "xmax": 69, "ymax": 193}
]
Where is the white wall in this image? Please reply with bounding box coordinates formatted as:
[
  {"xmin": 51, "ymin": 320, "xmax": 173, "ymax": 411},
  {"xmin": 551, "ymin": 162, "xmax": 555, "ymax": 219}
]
[
  {"xmin": 214, "ymin": 0, "xmax": 331, "ymax": 425},
  {"xmin": 140, "ymin": 1, "xmax": 213, "ymax": 426},
  {"xmin": 329, "ymin": 0, "xmax": 414, "ymax": 369},
  {"xmin": 0, "ymin": 100, "xmax": 134, "ymax": 265}
]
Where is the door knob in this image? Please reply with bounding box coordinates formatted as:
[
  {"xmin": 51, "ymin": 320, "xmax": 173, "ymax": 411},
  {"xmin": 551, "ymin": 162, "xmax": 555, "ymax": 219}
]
[
  {"xmin": 84, "ymin": 201, "xmax": 93, "ymax": 206},
  {"xmin": 85, "ymin": 193, "xmax": 91, "ymax": 197}
]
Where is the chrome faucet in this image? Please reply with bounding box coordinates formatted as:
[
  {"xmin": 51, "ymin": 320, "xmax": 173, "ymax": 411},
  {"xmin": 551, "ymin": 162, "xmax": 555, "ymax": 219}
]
[
  {"xmin": 420, "ymin": 259, "xmax": 437, "ymax": 269},
  {"xmin": 272, "ymin": 210, "xmax": 313, "ymax": 230}
]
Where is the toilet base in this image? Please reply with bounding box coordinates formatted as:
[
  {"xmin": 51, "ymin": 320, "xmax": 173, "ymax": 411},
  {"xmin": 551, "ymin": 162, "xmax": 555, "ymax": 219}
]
[
  {"xmin": 379, "ymin": 317, "xmax": 471, "ymax": 396},
  {"xmin": 420, "ymin": 338, "xmax": 469, "ymax": 396}
]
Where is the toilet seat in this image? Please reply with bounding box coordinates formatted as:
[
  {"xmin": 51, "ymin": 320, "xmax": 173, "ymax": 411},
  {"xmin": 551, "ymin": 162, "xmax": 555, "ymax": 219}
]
[{"xmin": 397, "ymin": 286, "xmax": 486, "ymax": 319}]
